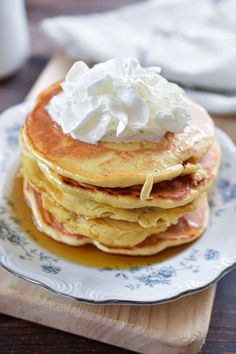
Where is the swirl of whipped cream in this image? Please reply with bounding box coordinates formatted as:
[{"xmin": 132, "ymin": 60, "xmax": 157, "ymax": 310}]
[{"xmin": 47, "ymin": 57, "xmax": 191, "ymax": 144}]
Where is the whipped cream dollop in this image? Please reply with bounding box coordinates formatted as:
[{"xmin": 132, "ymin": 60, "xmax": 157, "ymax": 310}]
[{"xmin": 47, "ymin": 57, "xmax": 191, "ymax": 144}]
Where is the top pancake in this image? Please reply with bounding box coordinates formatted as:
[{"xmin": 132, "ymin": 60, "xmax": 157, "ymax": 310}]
[{"xmin": 23, "ymin": 82, "xmax": 216, "ymax": 188}]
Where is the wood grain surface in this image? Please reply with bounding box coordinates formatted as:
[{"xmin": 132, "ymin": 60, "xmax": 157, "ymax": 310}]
[
  {"xmin": 0, "ymin": 269, "xmax": 217, "ymax": 354},
  {"xmin": 0, "ymin": 1, "xmax": 235, "ymax": 354}
]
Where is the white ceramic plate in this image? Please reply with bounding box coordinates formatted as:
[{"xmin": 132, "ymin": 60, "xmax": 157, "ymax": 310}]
[{"xmin": 0, "ymin": 102, "xmax": 236, "ymax": 305}]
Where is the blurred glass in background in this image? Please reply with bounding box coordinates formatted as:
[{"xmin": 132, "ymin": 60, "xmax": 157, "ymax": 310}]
[{"xmin": 0, "ymin": 0, "xmax": 30, "ymax": 80}]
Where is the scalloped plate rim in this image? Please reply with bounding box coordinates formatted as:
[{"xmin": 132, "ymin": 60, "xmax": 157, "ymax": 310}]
[{"xmin": 0, "ymin": 256, "xmax": 235, "ymax": 305}]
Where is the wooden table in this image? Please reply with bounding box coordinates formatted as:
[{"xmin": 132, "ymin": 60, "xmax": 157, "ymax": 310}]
[{"xmin": 0, "ymin": 1, "xmax": 235, "ymax": 353}]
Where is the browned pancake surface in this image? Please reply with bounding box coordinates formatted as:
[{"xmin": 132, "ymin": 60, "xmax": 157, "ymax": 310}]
[{"xmin": 24, "ymin": 82, "xmax": 216, "ymax": 188}]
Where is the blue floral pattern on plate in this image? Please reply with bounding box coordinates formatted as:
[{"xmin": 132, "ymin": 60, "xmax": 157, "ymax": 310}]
[
  {"xmin": 0, "ymin": 102, "xmax": 235, "ymax": 304},
  {"xmin": 99, "ymin": 248, "xmax": 221, "ymax": 290}
]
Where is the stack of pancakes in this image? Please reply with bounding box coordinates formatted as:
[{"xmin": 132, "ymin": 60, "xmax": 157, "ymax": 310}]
[{"xmin": 19, "ymin": 83, "xmax": 221, "ymax": 256}]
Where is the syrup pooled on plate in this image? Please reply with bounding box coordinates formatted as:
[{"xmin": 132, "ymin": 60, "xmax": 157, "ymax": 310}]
[{"xmin": 10, "ymin": 173, "xmax": 191, "ymax": 269}]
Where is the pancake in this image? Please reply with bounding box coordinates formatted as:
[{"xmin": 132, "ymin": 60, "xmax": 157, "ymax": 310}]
[
  {"xmin": 94, "ymin": 200, "xmax": 209, "ymax": 256},
  {"xmin": 24, "ymin": 179, "xmax": 208, "ymax": 255},
  {"xmin": 40, "ymin": 190, "xmax": 174, "ymax": 247},
  {"xmin": 20, "ymin": 64, "xmax": 220, "ymax": 257},
  {"xmin": 24, "ymin": 175, "xmax": 202, "ymax": 247},
  {"xmin": 23, "ymin": 82, "xmax": 216, "ymax": 189},
  {"xmin": 36, "ymin": 140, "xmax": 221, "ymax": 209},
  {"xmin": 20, "ymin": 151, "xmax": 197, "ymax": 228},
  {"xmin": 24, "ymin": 179, "xmax": 90, "ymax": 247}
]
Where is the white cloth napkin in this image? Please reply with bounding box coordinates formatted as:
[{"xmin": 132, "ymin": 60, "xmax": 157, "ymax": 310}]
[{"xmin": 41, "ymin": 0, "xmax": 236, "ymax": 114}]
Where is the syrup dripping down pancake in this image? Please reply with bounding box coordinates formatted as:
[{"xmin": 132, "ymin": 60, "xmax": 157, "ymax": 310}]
[{"xmin": 35, "ymin": 140, "xmax": 220, "ymax": 209}]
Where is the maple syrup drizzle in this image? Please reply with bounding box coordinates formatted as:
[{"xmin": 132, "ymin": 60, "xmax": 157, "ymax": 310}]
[{"xmin": 10, "ymin": 174, "xmax": 190, "ymax": 269}]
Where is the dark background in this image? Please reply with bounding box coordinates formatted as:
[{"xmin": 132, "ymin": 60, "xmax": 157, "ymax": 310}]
[{"xmin": 0, "ymin": 1, "xmax": 235, "ymax": 353}]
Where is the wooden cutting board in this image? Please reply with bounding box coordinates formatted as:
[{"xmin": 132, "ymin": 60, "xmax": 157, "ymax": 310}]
[{"xmin": 0, "ymin": 53, "xmax": 226, "ymax": 354}]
